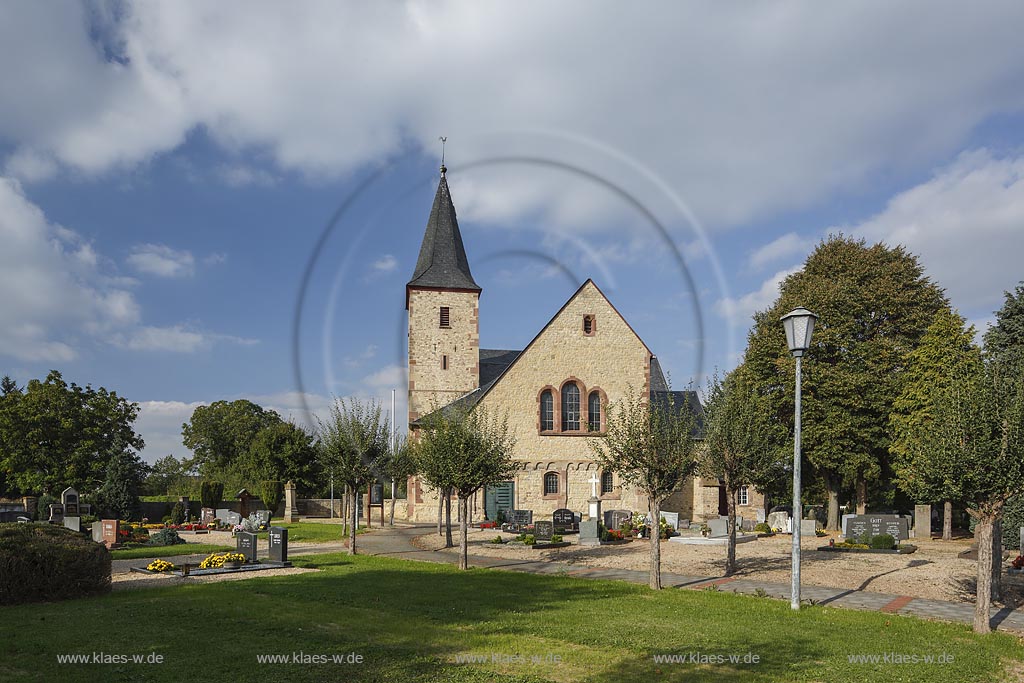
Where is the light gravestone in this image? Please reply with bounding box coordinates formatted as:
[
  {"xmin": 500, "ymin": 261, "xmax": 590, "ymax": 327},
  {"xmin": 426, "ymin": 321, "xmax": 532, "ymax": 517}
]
[
  {"xmin": 284, "ymin": 481, "xmax": 299, "ymax": 524},
  {"xmin": 63, "ymin": 516, "xmax": 81, "ymax": 532},
  {"xmin": 707, "ymin": 517, "xmax": 729, "ymax": 538},
  {"xmin": 766, "ymin": 511, "xmax": 789, "ymax": 532},
  {"xmin": 534, "ymin": 521, "xmax": 554, "ymax": 542},
  {"xmin": 660, "ymin": 511, "xmax": 680, "ymax": 530},
  {"xmin": 254, "ymin": 510, "xmax": 272, "ymax": 527},
  {"xmin": 913, "ymin": 505, "xmax": 931, "ymax": 539},
  {"xmin": 800, "ymin": 519, "xmax": 819, "ymax": 537},
  {"xmin": 268, "ymin": 527, "xmax": 290, "ymax": 564},
  {"xmin": 580, "ymin": 519, "xmax": 600, "ymax": 546},
  {"xmin": 223, "ymin": 510, "xmax": 242, "ymax": 526},
  {"xmin": 236, "ymin": 531, "xmax": 258, "ymax": 563},
  {"xmin": 91, "ymin": 521, "xmax": 103, "ymax": 543}
]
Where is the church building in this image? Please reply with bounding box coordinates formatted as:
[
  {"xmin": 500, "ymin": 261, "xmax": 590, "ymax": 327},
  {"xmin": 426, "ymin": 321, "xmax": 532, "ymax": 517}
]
[{"xmin": 404, "ymin": 168, "xmax": 764, "ymax": 525}]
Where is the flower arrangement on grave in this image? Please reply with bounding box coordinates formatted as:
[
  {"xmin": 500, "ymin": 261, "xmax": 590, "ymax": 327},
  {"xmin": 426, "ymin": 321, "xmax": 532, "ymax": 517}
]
[
  {"xmin": 147, "ymin": 559, "xmax": 176, "ymax": 572},
  {"xmin": 699, "ymin": 523, "xmax": 711, "ymax": 537},
  {"xmin": 1013, "ymin": 555, "xmax": 1024, "ymax": 570},
  {"xmin": 199, "ymin": 552, "xmax": 247, "ymax": 569}
]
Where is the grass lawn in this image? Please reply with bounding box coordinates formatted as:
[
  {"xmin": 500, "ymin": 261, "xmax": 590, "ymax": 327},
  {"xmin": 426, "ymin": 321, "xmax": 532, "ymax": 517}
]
[
  {"xmin": 110, "ymin": 543, "xmax": 234, "ymax": 560},
  {"xmin": 1, "ymin": 553, "xmax": 1022, "ymax": 683},
  {"xmin": 266, "ymin": 521, "xmax": 369, "ymax": 543}
]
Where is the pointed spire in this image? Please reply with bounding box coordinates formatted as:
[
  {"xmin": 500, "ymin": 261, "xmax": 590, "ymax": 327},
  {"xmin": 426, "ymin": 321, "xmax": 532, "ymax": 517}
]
[{"xmin": 407, "ymin": 170, "xmax": 481, "ymax": 294}]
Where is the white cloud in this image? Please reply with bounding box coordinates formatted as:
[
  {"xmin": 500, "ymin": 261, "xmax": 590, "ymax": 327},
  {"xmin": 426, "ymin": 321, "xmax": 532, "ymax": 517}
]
[
  {"xmin": 749, "ymin": 232, "xmax": 814, "ymax": 270},
  {"xmin": 0, "ymin": 176, "xmax": 141, "ymax": 361},
  {"xmin": 126, "ymin": 243, "xmax": 195, "ymax": 278},
  {"xmin": 3, "ymin": 3, "xmax": 1024, "ymax": 230},
  {"xmin": 846, "ymin": 149, "xmax": 1024, "ymax": 312},
  {"xmin": 371, "ymin": 255, "xmax": 397, "ymax": 273},
  {"xmin": 715, "ymin": 266, "xmax": 801, "ymax": 324},
  {"xmin": 361, "ymin": 365, "xmax": 407, "ymax": 391},
  {"xmin": 134, "ymin": 399, "xmax": 205, "ymax": 463},
  {"xmin": 218, "ymin": 164, "xmax": 276, "ymax": 187},
  {"xmin": 115, "ymin": 325, "xmax": 259, "ymax": 353}
]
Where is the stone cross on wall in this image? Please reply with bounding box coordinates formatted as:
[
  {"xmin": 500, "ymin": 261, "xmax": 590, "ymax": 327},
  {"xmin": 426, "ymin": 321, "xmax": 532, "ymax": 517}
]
[{"xmin": 588, "ymin": 474, "xmax": 600, "ymax": 498}]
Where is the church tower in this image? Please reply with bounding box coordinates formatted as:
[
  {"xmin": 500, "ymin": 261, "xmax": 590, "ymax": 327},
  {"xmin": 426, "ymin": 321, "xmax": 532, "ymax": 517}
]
[{"xmin": 406, "ymin": 167, "xmax": 481, "ymax": 424}]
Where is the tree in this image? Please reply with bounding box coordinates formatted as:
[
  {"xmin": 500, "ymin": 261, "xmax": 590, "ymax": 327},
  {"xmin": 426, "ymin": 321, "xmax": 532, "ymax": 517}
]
[
  {"xmin": 589, "ymin": 387, "xmax": 701, "ymax": 589},
  {"xmin": 316, "ymin": 398, "xmax": 389, "ymax": 554},
  {"xmin": 744, "ymin": 237, "xmax": 947, "ymax": 530},
  {"xmin": 383, "ymin": 434, "xmax": 415, "ymax": 526},
  {"xmin": 414, "ymin": 407, "xmax": 516, "ymax": 570},
  {"xmin": 142, "ymin": 455, "xmax": 194, "ymax": 496},
  {"xmin": 983, "ymin": 282, "xmax": 1024, "ymax": 371},
  {"xmin": 1, "ymin": 376, "xmax": 20, "ymax": 396},
  {"xmin": 199, "ymin": 480, "xmax": 225, "ymax": 509},
  {"xmin": 181, "ymin": 400, "xmax": 281, "ymax": 478},
  {"xmin": 913, "ymin": 360, "xmax": 1024, "ymax": 633},
  {"xmin": 0, "ymin": 371, "xmax": 144, "ymax": 497},
  {"xmin": 701, "ymin": 368, "xmax": 786, "ymax": 575},
  {"xmin": 94, "ymin": 450, "xmax": 148, "ymax": 520},
  {"xmin": 240, "ymin": 420, "xmax": 320, "ymax": 495},
  {"xmin": 258, "ymin": 480, "xmax": 283, "ymax": 520},
  {"xmin": 890, "ymin": 309, "xmax": 981, "ymax": 540}
]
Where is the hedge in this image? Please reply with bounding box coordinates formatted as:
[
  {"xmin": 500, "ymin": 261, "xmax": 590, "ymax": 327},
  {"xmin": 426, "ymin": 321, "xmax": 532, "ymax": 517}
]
[{"xmin": 0, "ymin": 523, "xmax": 111, "ymax": 605}]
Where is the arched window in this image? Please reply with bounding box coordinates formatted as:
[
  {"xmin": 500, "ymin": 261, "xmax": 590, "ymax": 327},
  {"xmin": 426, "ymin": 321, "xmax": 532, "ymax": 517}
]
[
  {"xmin": 588, "ymin": 391, "xmax": 601, "ymax": 431},
  {"xmin": 540, "ymin": 390, "xmax": 554, "ymax": 431},
  {"xmin": 601, "ymin": 471, "xmax": 614, "ymax": 494},
  {"xmin": 544, "ymin": 472, "xmax": 559, "ymax": 495},
  {"xmin": 561, "ymin": 383, "xmax": 580, "ymax": 431}
]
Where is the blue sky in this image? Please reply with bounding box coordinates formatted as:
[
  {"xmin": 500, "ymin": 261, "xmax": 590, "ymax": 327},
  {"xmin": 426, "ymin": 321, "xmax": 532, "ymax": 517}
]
[{"xmin": 2, "ymin": 2, "xmax": 1024, "ymax": 462}]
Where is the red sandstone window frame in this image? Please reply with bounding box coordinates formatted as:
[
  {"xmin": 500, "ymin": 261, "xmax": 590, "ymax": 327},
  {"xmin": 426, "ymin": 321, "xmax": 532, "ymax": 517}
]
[{"xmin": 582, "ymin": 314, "xmax": 596, "ymax": 336}]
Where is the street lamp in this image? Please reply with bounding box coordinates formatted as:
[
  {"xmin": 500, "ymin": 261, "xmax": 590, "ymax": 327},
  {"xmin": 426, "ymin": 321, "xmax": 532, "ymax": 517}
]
[{"xmin": 780, "ymin": 307, "xmax": 817, "ymax": 611}]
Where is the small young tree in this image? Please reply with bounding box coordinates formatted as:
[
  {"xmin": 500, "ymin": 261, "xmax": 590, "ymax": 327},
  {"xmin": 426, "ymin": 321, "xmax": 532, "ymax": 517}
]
[
  {"xmin": 915, "ymin": 360, "xmax": 1024, "ymax": 633},
  {"xmin": 382, "ymin": 434, "xmax": 415, "ymax": 526},
  {"xmin": 317, "ymin": 398, "xmax": 389, "ymax": 554},
  {"xmin": 590, "ymin": 386, "xmax": 701, "ymax": 589},
  {"xmin": 414, "ymin": 407, "xmax": 516, "ymax": 569},
  {"xmin": 258, "ymin": 480, "xmax": 283, "ymax": 521},
  {"xmin": 94, "ymin": 450, "xmax": 147, "ymax": 520},
  {"xmin": 701, "ymin": 368, "xmax": 785, "ymax": 575}
]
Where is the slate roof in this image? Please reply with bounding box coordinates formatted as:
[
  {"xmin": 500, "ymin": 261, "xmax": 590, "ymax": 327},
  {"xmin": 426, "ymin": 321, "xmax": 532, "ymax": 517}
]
[
  {"xmin": 407, "ymin": 173, "xmax": 481, "ymax": 292},
  {"xmin": 479, "ymin": 348, "xmax": 521, "ymax": 386}
]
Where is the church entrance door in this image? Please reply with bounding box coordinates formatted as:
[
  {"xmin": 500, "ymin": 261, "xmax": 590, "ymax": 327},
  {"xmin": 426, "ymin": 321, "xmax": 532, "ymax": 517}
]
[{"xmin": 485, "ymin": 482, "xmax": 514, "ymax": 522}]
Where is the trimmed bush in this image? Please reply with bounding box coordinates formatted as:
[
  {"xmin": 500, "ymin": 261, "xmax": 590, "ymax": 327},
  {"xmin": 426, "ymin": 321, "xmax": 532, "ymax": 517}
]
[
  {"xmin": 869, "ymin": 533, "xmax": 896, "ymax": 550},
  {"xmin": 200, "ymin": 481, "xmax": 224, "ymax": 510},
  {"xmin": 0, "ymin": 523, "xmax": 110, "ymax": 605},
  {"xmin": 147, "ymin": 528, "xmax": 185, "ymax": 546},
  {"xmin": 753, "ymin": 522, "xmax": 772, "ymax": 534},
  {"xmin": 169, "ymin": 501, "xmax": 185, "ymax": 525}
]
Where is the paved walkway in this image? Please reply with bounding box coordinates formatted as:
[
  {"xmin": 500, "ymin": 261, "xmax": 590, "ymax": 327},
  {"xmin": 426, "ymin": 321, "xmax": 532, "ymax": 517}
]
[{"xmin": 353, "ymin": 524, "xmax": 1024, "ymax": 634}]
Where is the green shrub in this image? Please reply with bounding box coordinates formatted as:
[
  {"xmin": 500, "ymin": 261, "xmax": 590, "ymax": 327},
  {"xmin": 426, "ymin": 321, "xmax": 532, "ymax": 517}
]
[
  {"xmin": 258, "ymin": 480, "xmax": 283, "ymax": 517},
  {"xmin": 147, "ymin": 528, "xmax": 185, "ymax": 546},
  {"xmin": 35, "ymin": 494, "xmax": 58, "ymax": 521},
  {"xmin": 523, "ymin": 534, "xmax": 536, "ymax": 545},
  {"xmin": 491, "ymin": 536, "xmax": 504, "ymax": 544},
  {"xmin": 753, "ymin": 522, "xmax": 772, "ymax": 534},
  {"xmin": 0, "ymin": 523, "xmax": 110, "ymax": 605},
  {"xmin": 551, "ymin": 534, "xmax": 563, "ymax": 543},
  {"xmin": 869, "ymin": 533, "xmax": 896, "ymax": 550},
  {"xmin": 200, "ymin": 481, "xmax": 224, "ymax": 509},
  {"xmin": 169, "ymin": 502, "xmax": 185, "ymax": 525}
]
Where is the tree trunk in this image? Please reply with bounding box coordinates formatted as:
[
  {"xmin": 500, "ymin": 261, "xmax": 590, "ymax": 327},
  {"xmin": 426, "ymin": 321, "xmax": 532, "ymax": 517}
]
[
  {"xmin": 444, "ymin": 487, "xmax": 454, "ymax": 548},
  {"xmin": 341, "ymin": 484, "xmax": 349, "ymax": 538},
  {"xmin": 458, "ymin": 496, "xmax": 470, "ymax": 570},
  {"xmin": 992, "ymin": 518, "xmax": 1003, "ymax": 602},
  {"xmin": 437, "ymin": 491, "xmax": 443, "ymax": 536},
  {"xmin": 389, "ymin": 479, "xmax": 396, "ymax": 526},
  {"xmin": 649, "ymin": 496, "xmax": 662, "ymax": 590},
  {"xmin": 855, "ymin": 476, "xmax": 867, "ymax": 515},
  {"xmin": 943, "ymin": 501, "xmax": 953, "ymax": 541},
  {"xmin": 826, "ymin": 477, "xmax": 840, "ymax": 531},
  {"xmin": 348, "ymin": 487, "xmax": 358, "ymax": 556},
  {"xmin": 974, "ymin": 518, "xmax": 994, "ymax": 633},
  {"xmin": 725, "ymin": 481, "xmax": 737, "ymax": 576}
]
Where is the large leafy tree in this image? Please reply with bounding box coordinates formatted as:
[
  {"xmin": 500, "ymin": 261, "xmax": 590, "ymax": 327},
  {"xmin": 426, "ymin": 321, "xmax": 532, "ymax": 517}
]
[
  {"xmin": 984, "ymin": 283, "xmax": 1024, "ymax": 371},
  {"xmin": 94, "ymin": 450, "xmax": 149, "ymax": 520},
  {"xmin": 589, "ymin": 387, "xmax": 701, "ymax": 590},
  {"xmin": 238, "ymin": 420, "xmax": 320, "ymax": 495},
  {"xmin": 0, "ymin": 370, "xmax": 144, "ymax": 497},
  {"xmin": 889, "ymin": 309, "xmax": 981, "ymax": 540},
  {"xmin": 181, "ymin": 400, "xmax": 281, "ymax": 478},
  {"xmin": 414, "ymin": 407, "xmax": 516, "ymax": 570},
  {"xmin": 701, "ymin": 368, "xmax": 786, "ymax": 575},
  {"xmin": 914, "ymin": 360, "xmax": 1024, "ymax": 633},
  {"xmin": 142, "ymin": 455, "xmax": 195, "ymax": 496},
  {"xmin": 316, "ymin": 398, "xmax": 390, "ymax": 554},
  {"xmin": 744, "ymin": 236, "xmax": 947, "ymax": 530}
]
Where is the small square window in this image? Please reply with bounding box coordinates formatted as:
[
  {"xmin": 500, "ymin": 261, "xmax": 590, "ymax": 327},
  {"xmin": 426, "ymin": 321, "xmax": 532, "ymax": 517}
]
[
  {"xmin": 440, "ymin": 307, "xmax": 450, "ymax": 328},
  {"xmin": 583, "ymin": 315, "xmax": 595, "ymax": 335}
]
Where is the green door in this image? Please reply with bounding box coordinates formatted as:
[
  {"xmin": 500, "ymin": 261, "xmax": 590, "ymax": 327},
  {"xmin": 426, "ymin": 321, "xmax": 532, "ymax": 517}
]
[{"xmin": 485, "ymin": 482, "xmax": 514, "ymax": 521}]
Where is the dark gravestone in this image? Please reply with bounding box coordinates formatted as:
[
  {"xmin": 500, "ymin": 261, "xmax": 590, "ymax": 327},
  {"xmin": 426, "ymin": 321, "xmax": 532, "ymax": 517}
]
[
  {"xmin": 511, "ymin": 509, "xmax": 532, "ymax": 526},
  {"xmin": 553, "ymin": 508, "xmax": 576, "ymax": 531},
  {"xmin": 268, "ymin": 527, "xmax": 289, "ymax": 563},
  {"xmin": 370, "ymin": 483, "xmax": 384, "ymax": 506},
  {"xmin": 61, "ymin": 487, "xmax": 80, "ymax": 516},
  {"xmin": 845, "ymin": 515, "xmax": 910, "ymax": 542},
  {"xmin": 534, "ymin": 521, "xmax": 554, "ymax": 542},
  {"xmin": 236, "ymin": 531, "xmax": 258, "ymax": 562},
  {"xmin": 607, "ymin": 510, "xmax": 631, "ymax": 531}
]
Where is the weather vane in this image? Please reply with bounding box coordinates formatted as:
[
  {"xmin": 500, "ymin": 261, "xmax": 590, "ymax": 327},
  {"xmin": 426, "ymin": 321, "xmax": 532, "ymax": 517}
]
[{"xmin": 439, "ymin": 136, "xmax": 447, "ymax": 175}]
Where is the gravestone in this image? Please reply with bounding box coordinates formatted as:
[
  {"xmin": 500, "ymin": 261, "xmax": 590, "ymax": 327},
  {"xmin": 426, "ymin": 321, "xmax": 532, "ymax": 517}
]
[
  {"xmin": 605, "ymin": 510, "xmax": 631, "ymax": 531},
  {"xmin": 200, "ymin": 508, "xmax": 216, "ymax": 526},
  {"xmin": 223, "ymin": 510, "xmax": 242, "ymax": 526},
  {"xmin": 913, "ymin": 505, "xmax": 931, "ymax": 539},
  {"xmin": 61, "ymin": 487, "xmax": 80, "ymax": 516},
  {"xmin": 534, "ymin": 521, "xmax": 554, "ymax": 542},
  {"xmin": 766, "ymin": 511, "xmax": 789, "ymax": 532},
  {"xmin": 707, "ymin": 517, "xmax": 729, "ymax": 538},
  {"xmin": 660, "ymin": 511, "xmax": 680, "ymax": 530},
  {"xmin": 100, "ymin": 519, "xmax": 120, "ymax": 548},
  {"xmin": 215, "ymin": 508, "xmax": 232, "ymax": 523},
  {"xmin": 840, "ymin": 514, "xmax": 857, "ymax": 537},
  {"xmin": 579, "ymin": 519, "xmax": 600, "ymax": 546},
  {"xmin": 507, "ymin": 509, "xmax": 532, "ymax": 531},
  {"xmin": 268, "ymin": 527, "xmax": 289, "ymax": 563},
  {"xmin": 1020, "ymin": 527, "xmax": 1024, "ymax": 555},
  {"xmin": 284, "ymin": 481, "xmax": 299, "ymax": 524},
  {"xmin": 48, "ymin": 503, "xmax": 64, "ymax": 524},
  {"xmin": 844, "ymin": 514, "xmax": 910, "ymax": 542},
  {"xmin": 254, "ymin": 509, "xmax": 272, "ymax": 527},
  {"xmin": 800, "ymin": 519, "xmax": 818, "ymax": 536},
  {"xmin": 553, "ymin": 508, "xmax": 576, "ymax": 532},
  {"xmin": 91, "ymin": 521, "xmax": 103, "ymax": 543},
  {"xmin": 755, "ymin": 508, "xmax": 766, "ymax": 524},
  {"xmin": 236, "ymin": 531, "xmax": 258, "ymax": 563},
  {"xmin": 63, "ymin": 516, "xmax": 81, "ymax": 532}
]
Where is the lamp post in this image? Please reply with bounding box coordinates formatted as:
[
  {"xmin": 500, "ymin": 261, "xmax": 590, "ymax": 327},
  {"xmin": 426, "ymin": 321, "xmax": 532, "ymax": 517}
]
[{"xmin": 780, "ymin": 307, "xmax": 818, "ymax": 611}]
